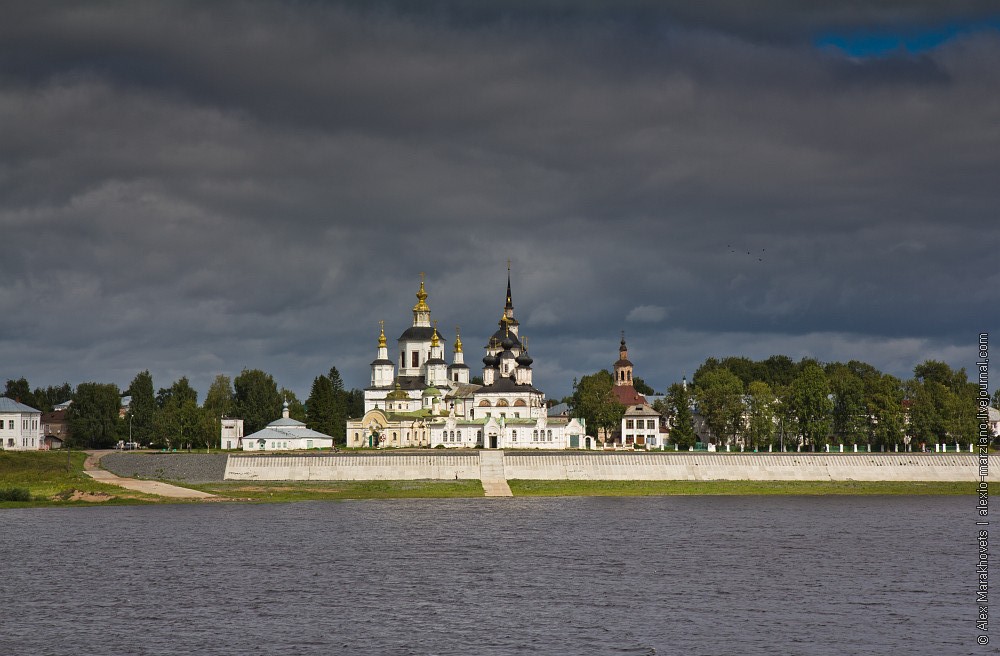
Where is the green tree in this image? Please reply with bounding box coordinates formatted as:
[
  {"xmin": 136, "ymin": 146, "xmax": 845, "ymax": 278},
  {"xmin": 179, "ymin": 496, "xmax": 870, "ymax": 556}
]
[
  {"xmin": 826, "ymin": 363, "xmax": 866, "ymax": 447},
  {"xmin": 345, "ymin": 389, "xmax": 365, "ymax": 419},
  {"xmin": 633, "ymin": 377, "xmax": 655, "ymax": 396},
  {"xmin": 68, "ymin": 382, "xmax": 122, "ymax": 448},
  {"xmin": 694, "ymin": 368, "xmax": 745, "ymax": 446},
  {"xmin": 156, "ymin": 377, "xmax": 198, "ymax": 408},
  {"xmin": 154, "ymin": 377, "xmax": 203, "ymax": 449},
  {"xmin": 204, "ymin": 374, "xmax": 235, "ymax": 419},
  {"xmin": 761, "ymin": 355, "xmax": 798, "ymax": 388},
  {"xmin": 658, "ymin": 381, "xmax": 695, "ymax": 449},
  {"xmin": 787, "ymin": 361, "xmax": 832, "ymax": 451},
  {"xmin": 772, "ymin": 384, "xmax": 796, "ymax": 451},
  {"xmin": 949, "ymin": 376, "xmax": 979, "ymax": 447},
  {"xmin": 327, "ymin": 367, "xmax": 348, "ymax": 442},
  {"xmin": 4, "ymin": 378, "xmax": 38, "ymax": 409},
  {"xmin": 719, "ymin": 356, "xmax": 759, "ymax": 388},
  {"xmin": 907, "ymin": 360, "xmax": 976, "ymax": 447},
  {"xmin": 745, "ymin": 381, "xmax": 775, "ymax": 451},
  {"xmin": 32, "ymin": 383, "xmax": 74, "ymax": 412},
  {"xmin": 306, "ymin": 375, "xmax": 336, "ymax": 436},
  {"xmin": 571, "ymin": 370, "xmax": 624, "ymax": 439},
  {"xmin": 906, "ymin": 376, "xmax": 950, "ymax": 446},
  {"xmin": 234, "ymin": 369, "xmax": 282, "ymax": 434},
  {"xmin": 866, "ymin": 374, "xmax": 905, "ymax": 450},
  {"xmin": 127, "ymin": 370, "xmax": 156, "ymax": 446}
]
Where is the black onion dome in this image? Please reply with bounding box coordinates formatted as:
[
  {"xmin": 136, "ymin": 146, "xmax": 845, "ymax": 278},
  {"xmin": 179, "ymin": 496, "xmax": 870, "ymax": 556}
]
[
  {"xmin": 486, "ymin": 331, "xmax": 521, "ymax": 350},
  {"xmin": 516, "ymin": 352, "xmax": 533, "ymax": 367},
  {"xmin": 501, "ymin": 334, "xmax": 515, "ymax": 350},
  {"xmin": 483, "ymin": 353, "xmax": 498, "ymax": 367}
]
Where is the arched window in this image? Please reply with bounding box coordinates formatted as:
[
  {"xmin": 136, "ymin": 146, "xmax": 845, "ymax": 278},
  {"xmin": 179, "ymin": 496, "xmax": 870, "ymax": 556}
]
[
  {"xmin": 547, "ymin": 430, "xmax": 552, "ymax": 440},
  {"xmin": 479, "ymin": 400, "xmax": 491, "ymax": 407},
  {"xmin": 514, "ymin": 399, "xmax": 527, "ymax": 407},
  {"xmin": 497, "ymin": 399, "xmax": 509, "ymax": 407},
  {"xmin": 457, "ymin": 430, "xmax": 462, "ymax": 440},
  {"xmin": 512, "ymin": 430, "xmax": 517, "ymax": 440}
]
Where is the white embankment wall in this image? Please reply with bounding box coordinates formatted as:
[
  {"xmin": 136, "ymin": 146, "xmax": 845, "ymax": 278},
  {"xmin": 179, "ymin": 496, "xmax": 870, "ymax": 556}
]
[
  {"xmin": 224, "ymin": 453, "xmax": 1000, "ymax": 482},
  {"xmin": 225, "ymin": 454, "xmax": 481, "ymax": 481}
]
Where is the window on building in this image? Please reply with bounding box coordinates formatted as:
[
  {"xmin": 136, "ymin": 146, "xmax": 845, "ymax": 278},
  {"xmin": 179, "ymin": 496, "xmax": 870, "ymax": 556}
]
[
  {"xmin": 647, "ymin": 420, "xmax": 655, "ymax": 429},
  {"xmin": 547, "ymin": 430, "xmax": 552, "ymax": 441},
  {"xmin": 512, "ymin": 430, "xmax": 517, "ymax": 440},
  {"xmin": 412, "ymin": 351, "xmax": 419, "ymax": 367},
  {"xmin": 8, "ymin": 420, "xmax": 13, "ymax": 429},
  {"xmin": 626, "ymin": 420, "xmax": 634, "ymax": 429}
]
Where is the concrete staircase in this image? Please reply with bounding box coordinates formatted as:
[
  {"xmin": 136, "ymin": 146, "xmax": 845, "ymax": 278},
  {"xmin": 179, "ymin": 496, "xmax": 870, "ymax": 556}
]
[{"xmin": 479, "ymin": 450, "xmax": 513, "ymax": 497}]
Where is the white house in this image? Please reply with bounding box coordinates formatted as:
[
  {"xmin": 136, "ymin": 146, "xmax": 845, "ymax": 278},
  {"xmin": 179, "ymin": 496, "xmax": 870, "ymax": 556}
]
[
  {"xmin": 242, "ymin": 403, "xmax": 334, "ymax": 451},
  {"xmin": 220, "ymin": 418, "xmax": 245, "ymax": 450},
  {"xmin": 0, "ymin": 397, "xmax": 43, "ymax": 451},
  {"xmin": 621, "ymin": 404, "xmax": 664, "ymax": 449}
]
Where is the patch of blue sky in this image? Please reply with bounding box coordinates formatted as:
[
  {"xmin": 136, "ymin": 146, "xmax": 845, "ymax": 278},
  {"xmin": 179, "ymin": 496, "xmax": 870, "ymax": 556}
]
[{"xmin": 815, "ymin": 19, "xmax": 1000, "ymax": 58}]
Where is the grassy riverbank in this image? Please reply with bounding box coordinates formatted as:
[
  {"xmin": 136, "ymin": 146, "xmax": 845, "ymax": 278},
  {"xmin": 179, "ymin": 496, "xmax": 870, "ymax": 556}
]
[
  {"xmin": 508, "ymin": 479, "xmax": 980, "ymax": 496},
  {"xmin": 0, "ymin": 451, "xmax": 987, "ymax": 507},
  {"xmin": 189, "ymin": 480, "xmax": 485, "ymax": 501},
  {"xmin": 0, "ymin": 451, "xmax": 159, "ymax": 507}
]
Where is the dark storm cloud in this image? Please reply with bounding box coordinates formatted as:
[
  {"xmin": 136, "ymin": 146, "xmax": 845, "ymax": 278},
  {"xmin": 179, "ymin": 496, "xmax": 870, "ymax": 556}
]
[{"xmin": 0, "ymin": 1, "xmax": 997, "ymax": 399}]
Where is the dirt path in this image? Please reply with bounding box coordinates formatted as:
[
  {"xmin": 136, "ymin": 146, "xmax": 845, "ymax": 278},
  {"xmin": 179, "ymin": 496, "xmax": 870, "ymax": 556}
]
[{"xmin": 83, "ymin": 450, "xmax": 216, "ymax": 499}]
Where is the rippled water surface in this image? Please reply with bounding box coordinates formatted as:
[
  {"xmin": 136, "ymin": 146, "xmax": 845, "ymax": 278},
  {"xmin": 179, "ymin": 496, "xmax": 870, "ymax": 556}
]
[{"xmin": 0, "ymin": 496, "xmax": 983, "ymax": 655}]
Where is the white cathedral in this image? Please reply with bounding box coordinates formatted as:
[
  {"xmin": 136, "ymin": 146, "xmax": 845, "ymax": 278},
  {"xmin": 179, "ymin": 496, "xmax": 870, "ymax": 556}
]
[{"xmin": 346, "ymin": 270, "xmax": 587, "ymax": 449}]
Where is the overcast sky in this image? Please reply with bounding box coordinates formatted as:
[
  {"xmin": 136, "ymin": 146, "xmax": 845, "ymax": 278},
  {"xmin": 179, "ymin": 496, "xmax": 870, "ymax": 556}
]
[{"xmin": 1, "ymin": 1, "xmax": 998, "ymax": 402}]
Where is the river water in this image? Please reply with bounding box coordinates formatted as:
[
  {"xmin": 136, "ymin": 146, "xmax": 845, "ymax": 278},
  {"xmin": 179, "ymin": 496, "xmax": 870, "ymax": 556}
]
[{"xmin": 0, "ymin": 496, "xmax": 986, "ymax": 655}]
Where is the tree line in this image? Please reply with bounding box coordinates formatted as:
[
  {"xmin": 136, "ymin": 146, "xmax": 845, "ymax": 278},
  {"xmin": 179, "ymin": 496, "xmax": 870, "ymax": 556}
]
[
  {"xmin": 3, "ymin": 367, "xmax": 364, "ymax": 449},
  {"xmin": 566, "ymin": 356, "xmax": 996, "ymax": 451}
]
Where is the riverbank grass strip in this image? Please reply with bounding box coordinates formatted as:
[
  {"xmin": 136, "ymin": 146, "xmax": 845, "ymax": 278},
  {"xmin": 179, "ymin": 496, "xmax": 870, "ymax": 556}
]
[
  {"xmin": 0, "ymin": 451, "xmax": 160, "ymax": 507},
  {"xmin": 508, "ymin": 479, "xmax": 983, "ymax": 496},
  {"xmin": 191, "ymin": 479, "xmax": 486, "ymax": 501}
]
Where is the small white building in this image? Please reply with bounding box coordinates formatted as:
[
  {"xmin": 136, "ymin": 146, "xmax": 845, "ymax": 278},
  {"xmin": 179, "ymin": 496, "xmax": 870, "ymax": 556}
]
[
  {"xmin": 0, "ymin": 397, "xmax": 43, "ymax": 451},
  {"xmin": 220, "ymin": 418, "xmax": 245, "ymax": 450},
  {"xmin": 242, "ymin": 403, "xmax": 334, "ymax": 451},
  {"xmin": 621, "ymin": 404, "xmax": 664, "ymax": 449}
]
